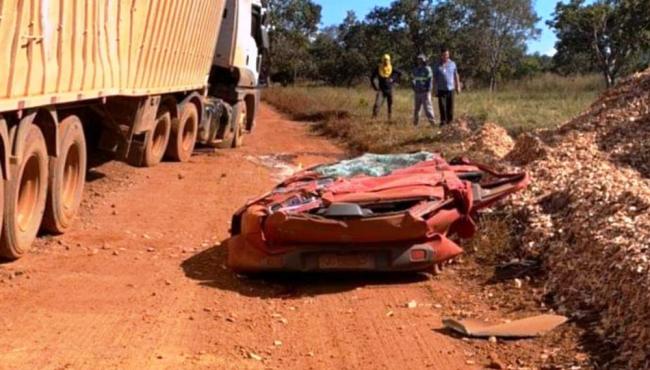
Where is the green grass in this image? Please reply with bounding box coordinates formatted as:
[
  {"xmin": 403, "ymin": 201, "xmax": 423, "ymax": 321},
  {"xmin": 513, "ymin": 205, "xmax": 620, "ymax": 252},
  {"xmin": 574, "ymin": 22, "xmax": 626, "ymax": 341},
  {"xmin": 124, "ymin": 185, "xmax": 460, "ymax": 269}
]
[{"xmin": 263, "ymin": 73, "xmax": 603, "ymax": 154}]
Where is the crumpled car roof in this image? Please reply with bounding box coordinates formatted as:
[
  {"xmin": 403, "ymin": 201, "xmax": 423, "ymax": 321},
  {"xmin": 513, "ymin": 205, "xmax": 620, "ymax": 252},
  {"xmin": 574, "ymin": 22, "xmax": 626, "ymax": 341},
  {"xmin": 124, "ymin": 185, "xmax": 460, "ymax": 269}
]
[{"xmin": 227, "ymin": 153, "xmax": 529, "ymax": 273}]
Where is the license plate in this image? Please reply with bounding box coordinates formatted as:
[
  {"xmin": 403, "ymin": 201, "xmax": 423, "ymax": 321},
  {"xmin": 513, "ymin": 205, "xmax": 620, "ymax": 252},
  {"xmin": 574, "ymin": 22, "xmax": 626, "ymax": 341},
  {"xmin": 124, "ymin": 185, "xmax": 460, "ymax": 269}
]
[{"xmin": 318, "ymin": 253, "xmax": 375, "ymax": 270}]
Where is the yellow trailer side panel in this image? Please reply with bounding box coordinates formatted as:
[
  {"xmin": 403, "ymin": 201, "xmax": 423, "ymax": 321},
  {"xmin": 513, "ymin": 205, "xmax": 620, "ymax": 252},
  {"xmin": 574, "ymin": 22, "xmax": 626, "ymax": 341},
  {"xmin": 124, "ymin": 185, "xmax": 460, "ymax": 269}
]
[{"xmin": 0, "ymin": 0, "xmax": 225, "ymax": 112}]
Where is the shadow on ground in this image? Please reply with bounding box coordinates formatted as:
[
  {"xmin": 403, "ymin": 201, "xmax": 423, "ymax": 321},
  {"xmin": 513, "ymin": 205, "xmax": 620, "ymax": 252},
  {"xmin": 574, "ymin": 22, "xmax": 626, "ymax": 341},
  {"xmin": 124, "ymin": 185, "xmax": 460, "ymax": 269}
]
[
  {"xmin": 181, "ymin": 243, "xmax": 429, "ymax": 299},
  {"xmin": 292, "ymin": 110, "xmax": 351, "ymax": 122},
  {"xmin": 85, "ymin": 149, "xmax": 115, "ymax": 182}
]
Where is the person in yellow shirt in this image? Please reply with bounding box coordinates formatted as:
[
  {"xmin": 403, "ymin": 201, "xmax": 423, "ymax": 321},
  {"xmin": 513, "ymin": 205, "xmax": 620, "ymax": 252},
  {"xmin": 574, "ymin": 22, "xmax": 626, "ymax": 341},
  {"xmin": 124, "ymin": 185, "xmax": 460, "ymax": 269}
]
[{"xmin": 371, "ymin": 54, "xmax": 401, "ymax": 121}]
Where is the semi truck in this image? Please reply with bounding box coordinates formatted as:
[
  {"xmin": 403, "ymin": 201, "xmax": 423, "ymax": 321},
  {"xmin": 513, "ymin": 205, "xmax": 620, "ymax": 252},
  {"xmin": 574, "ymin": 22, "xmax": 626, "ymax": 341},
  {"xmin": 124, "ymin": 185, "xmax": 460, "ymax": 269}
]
[{"xmin": 0, "ymin": 0, "xmax": 269, "ymax": 259}]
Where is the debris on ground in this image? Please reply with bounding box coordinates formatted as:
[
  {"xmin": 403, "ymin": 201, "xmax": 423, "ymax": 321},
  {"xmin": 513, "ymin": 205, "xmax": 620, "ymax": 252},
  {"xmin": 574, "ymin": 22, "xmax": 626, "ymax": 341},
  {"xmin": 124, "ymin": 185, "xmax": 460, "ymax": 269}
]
[
  {"xmin": 442, "ymin": 314, "xmax": 568, "ymax": 338},
  {"xmin": 487, "ymin": 351, "xmax": 506, "ymax": 369},
  {"xmin": 505, "ymin": 132, "xmax": 549, "ymax": 166},
  {"xmin": 507, "ymin": 68, "xmax": 650, "ymax": 368},
  {"xmin": 227, "ymin": 153, "xmax": 528, "ymax": 273},
  {"xmin": 439, "ymin": 121, "xmax": 471, "ymax": 141},
  {"xmin": 245, "ymin": 154, "xmax": 303, "ymax": 182},
  {"xmin": 248, "ymin": 352, "xmax": 263, "ymax": 361},
  {"xmin": 467, "ymin": 123, "xmax": 514, "ymax": 159}
]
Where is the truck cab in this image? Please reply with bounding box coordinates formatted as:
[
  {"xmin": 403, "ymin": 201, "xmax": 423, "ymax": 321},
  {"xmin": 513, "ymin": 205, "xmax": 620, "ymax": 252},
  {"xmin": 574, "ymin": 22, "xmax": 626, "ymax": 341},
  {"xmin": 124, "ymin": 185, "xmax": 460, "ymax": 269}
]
[
  {"xmin": 200, "ymin": 0, "xmax": 269, "ymax": 148},
  {"xmin": 214, "ymin": 0, "xmax": 269, "ymax": 89}
]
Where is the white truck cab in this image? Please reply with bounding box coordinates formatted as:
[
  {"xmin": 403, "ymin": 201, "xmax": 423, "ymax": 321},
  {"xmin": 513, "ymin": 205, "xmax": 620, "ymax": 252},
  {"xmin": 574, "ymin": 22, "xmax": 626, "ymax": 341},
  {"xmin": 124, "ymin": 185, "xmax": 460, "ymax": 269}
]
[
  {"xmin": 214, "ymin": 0, "xmax": 268, "ymax": 86},
  {"xmin": 200, "ymin": 0, "xmax": 269, "ymax": 148}
]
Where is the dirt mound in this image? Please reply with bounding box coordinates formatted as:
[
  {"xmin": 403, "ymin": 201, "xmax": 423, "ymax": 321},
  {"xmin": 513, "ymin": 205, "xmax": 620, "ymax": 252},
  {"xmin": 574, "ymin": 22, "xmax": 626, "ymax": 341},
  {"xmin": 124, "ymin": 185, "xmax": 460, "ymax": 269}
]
[
  {"xmin": 439, "ymin": 120, "xmax": 471, "ymax": 141},
  {"xmin": 509, "ymin": 68, "xmax": 650, "ymax": 368},
  {"xmin": 506, "ymin": 133, "xmax": 549, "ymax": 165},
  {"xmin": 560, "ymin": 69, "xmax": 650, "ymax": 178},
  {"xmin": 467, "ymin": 123, "xmax": 514, "ymax": 159}
]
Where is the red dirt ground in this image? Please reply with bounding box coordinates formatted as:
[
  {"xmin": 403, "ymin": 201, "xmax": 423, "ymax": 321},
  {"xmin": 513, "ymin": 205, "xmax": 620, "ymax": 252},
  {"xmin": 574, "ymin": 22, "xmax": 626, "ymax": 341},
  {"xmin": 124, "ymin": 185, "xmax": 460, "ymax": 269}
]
[{"xmin": 0, "ymin": 105, "xmax": 590, "ymax": 369}]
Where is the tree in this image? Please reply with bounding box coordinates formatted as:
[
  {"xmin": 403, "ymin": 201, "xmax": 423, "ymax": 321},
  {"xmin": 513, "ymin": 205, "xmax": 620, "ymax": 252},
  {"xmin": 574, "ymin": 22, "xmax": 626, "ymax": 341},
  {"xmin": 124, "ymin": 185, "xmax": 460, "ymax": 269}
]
[
  {"xmin": 336, "ymin": 12, "xmax": 370, "ymax": 86},
  {"xmin": 309, "ymin": 27, "xmax": 340, "ymax": 84},
  {"xmin": 360, "ymin": 1, "xmax": 460, "ymax": 68},
  {"xmin": 266, "ymin": 0, "xmax": 545, "ymax": 88},
  {"xmin": 549, "ymin": 0, "xmax": 650, "ymax": 87},
  {"xmin": 455, "ymin": 0, "xmax": 540, "ymax": 91},
  {"xmin": 513, "ymin": 53, "xmax": 554, "ymax": 79},
  {"xmin": 361, "ymin": 5, "xmax": 409, "ymax": 68},
  {"xmin": 267, "ymin": 0, "xmax": 322, "ymax": 85},
  {"xmin": 309, "ymin": 16, "xmax": 369, "ymax": 87}
]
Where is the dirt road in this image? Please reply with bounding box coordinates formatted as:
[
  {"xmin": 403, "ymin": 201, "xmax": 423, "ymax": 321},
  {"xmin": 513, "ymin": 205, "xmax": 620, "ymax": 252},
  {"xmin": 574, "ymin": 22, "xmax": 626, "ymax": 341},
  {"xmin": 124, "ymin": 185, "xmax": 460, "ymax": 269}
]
[{"xmin": 0, "ymin": 104, "xmax": 589, "ymax": 370}]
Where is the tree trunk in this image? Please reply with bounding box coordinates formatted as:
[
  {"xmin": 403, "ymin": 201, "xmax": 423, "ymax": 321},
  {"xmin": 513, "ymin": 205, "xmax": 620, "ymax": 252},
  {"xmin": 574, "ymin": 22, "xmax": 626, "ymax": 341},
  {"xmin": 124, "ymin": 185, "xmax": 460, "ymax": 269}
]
[
  {"xmin": 602, "ymin": 66, "xmax": 614, "ymax": 88},
  {"xmin": 592, "ymin": 17, "xmax": 614, "ymax": 88},
  {"xmin": 489, "ymin": 71, "xmax": 497, "ymax": 92}
]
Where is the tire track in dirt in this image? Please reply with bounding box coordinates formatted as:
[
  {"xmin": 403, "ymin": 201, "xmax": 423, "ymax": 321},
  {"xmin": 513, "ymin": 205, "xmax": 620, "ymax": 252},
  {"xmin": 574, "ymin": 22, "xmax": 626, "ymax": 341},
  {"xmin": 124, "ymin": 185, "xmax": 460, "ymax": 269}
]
[{"xmin": 0, "ymin": 104, "xmax": 477, "ymax": 370}]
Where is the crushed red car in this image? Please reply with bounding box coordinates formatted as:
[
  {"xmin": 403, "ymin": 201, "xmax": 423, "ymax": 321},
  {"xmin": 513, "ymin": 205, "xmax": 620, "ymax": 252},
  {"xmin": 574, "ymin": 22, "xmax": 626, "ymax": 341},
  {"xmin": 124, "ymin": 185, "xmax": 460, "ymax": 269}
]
[{"xmin": 227, "ymin": 153, "xmax": 529, "ymax": 273}]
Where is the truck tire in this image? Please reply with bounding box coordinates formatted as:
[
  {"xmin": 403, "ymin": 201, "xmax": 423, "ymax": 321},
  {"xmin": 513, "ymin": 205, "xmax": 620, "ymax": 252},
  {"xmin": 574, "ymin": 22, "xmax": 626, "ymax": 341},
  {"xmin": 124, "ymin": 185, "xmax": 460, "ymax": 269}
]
[
  {"xmin": 0, "ymin": 124, "xmax": 48, "ymax": 259},
  {"xmin": 245, "ymin": 94, "xmax": 257, "ymax": 132},
  {"xmin": 166, "ymin": 103, "xmax": 198, "ymax": 162},
  {"xmin": 232, "ymin": 102, "xmax": 246, "ymax": 148},
  {"xmin": 142, "ymin": 106, "xmax": 171, "ymax": 167},
  {"xmin": 42, "ymin": 116, "xmax": 87, "ymax": 234},
  {"xmin": 214, "ymin": 102, "xmax": 241, "ymax": 149}
]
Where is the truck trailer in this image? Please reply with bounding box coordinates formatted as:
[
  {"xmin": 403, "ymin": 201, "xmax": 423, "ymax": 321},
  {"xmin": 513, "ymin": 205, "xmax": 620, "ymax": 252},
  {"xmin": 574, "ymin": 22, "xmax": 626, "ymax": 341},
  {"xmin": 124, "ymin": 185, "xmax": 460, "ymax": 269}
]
[{"xmin": 0, "ymin": 0, "xmax": 268, "ymax": 259}]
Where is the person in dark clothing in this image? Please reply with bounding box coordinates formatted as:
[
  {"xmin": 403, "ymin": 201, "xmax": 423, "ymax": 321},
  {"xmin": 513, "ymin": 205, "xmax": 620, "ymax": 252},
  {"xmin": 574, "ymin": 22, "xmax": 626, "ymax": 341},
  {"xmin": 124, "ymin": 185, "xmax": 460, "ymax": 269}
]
[
  {"xmin": 371, "ymin": 54, "xmax": 401, "ymax": 121},
  {"xmin": 433, "ymin": 48, "xmax": 461, "ymax": 126},
  {"xmin": 412, "ymin": 54, "xmax": 436, "ymax": 127}
]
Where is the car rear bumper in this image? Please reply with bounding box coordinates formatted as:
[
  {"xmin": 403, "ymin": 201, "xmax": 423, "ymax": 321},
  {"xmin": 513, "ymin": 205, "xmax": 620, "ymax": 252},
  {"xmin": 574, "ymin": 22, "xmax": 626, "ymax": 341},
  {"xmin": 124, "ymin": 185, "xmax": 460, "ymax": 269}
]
[{"xmin": 226, "ymin": 234, "xmax": 463, "ymax": 273}]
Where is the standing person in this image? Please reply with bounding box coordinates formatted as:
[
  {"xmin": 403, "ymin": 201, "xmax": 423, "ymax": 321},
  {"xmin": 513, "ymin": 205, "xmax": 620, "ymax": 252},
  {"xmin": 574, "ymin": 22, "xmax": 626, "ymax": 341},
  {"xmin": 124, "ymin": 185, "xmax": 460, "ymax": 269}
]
[
  {"xmin": 434, "ymin": 47, "xmax": 461, "ymax": 126},
  {"xmin": 412, "ymin": 54, "xmax": 436, "ymax": 127},
  {"xmin": 371, "ymin": 54, "xmax": 400, "ymax": 121}
]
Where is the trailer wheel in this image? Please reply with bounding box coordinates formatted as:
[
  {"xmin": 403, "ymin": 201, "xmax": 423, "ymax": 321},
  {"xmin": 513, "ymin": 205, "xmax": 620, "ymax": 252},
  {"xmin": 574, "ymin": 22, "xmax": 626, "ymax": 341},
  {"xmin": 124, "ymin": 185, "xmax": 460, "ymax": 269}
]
[
  {"xmin": 0, "ymin": 124, "xmax": 48, "ymax": 259},
  {"xmin": 166, "ymin": 103, "xmax": 198, "ymax": 162},
  {"xmin": 142, "ymin": 107, "xmax": 171, "ymax": 167},
  {"xmin": 42, "ymin": 116, "xmax": 87, "ymax": 234}
]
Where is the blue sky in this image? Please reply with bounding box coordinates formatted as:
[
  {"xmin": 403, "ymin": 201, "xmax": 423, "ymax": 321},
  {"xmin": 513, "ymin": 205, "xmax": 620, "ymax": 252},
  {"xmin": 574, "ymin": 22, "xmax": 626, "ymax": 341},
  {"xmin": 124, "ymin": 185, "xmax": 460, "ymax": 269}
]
[{"xmin": 313, "ymin": 0, "xmax": 560, "ymax": 56}]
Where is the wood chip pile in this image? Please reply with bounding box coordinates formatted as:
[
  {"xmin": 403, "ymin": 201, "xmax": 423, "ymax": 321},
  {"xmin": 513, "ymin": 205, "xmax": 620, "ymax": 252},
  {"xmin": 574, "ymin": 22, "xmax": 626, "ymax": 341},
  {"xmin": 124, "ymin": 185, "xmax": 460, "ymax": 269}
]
[
  {"xmin": 507, "ymin": 69, "xmax": 650, "ymax": 368},
  {"xmin": 439, "ymin": 120, "xmax": 471, "ymax": 141},
  {"xmin": 505, "ymin": 132, "xmax": 549, "ymax": 166},
  {"xmin": 467, "ymin": 123, "xmax": 514, "ymax": 158}
]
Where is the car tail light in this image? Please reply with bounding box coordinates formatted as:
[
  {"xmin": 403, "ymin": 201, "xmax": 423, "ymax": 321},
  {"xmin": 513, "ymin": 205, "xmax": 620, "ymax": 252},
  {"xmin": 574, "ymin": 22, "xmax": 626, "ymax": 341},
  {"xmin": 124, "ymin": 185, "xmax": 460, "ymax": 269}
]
[{"xmin": 410, "ymin": 249, "xmax": 427, "ymax": 262}]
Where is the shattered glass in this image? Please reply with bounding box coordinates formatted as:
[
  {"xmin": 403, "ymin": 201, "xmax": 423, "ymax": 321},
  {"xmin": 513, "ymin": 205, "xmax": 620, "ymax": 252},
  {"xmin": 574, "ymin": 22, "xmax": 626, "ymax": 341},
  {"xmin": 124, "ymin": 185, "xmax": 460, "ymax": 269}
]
[{"xmin": 314, "ymin": 152, "xmax": 437, "ymax": 178}]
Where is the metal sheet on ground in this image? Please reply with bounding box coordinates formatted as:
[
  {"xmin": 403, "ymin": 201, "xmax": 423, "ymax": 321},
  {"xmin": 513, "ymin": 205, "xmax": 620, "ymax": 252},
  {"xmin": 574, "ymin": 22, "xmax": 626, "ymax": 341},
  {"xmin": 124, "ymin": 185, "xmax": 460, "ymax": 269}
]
[{"xmin": 443, "ymin": 314, "xmax": 568, "ymax": 338}]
